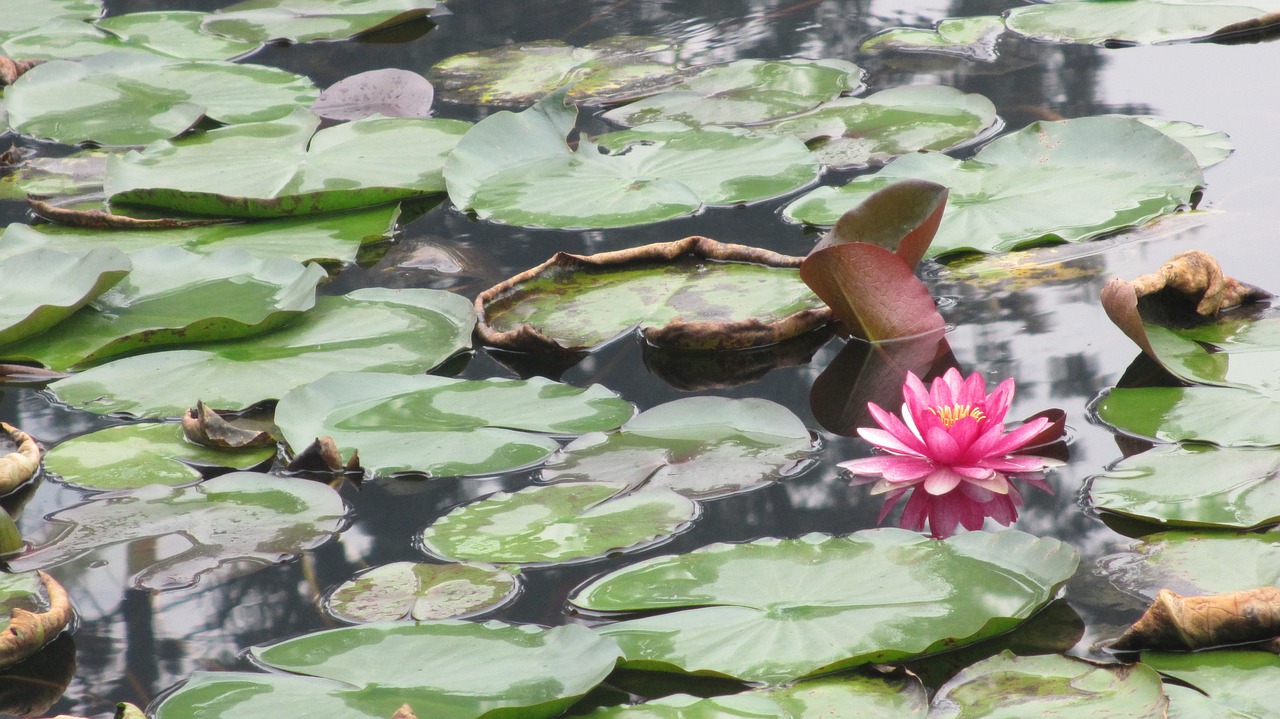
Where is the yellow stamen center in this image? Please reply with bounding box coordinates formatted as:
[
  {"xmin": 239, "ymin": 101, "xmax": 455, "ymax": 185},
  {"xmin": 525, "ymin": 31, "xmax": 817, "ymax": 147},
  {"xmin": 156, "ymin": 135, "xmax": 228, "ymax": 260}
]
[{"xmin": 928, "ymin": 404, "xmax": 986, "ymax": 429}]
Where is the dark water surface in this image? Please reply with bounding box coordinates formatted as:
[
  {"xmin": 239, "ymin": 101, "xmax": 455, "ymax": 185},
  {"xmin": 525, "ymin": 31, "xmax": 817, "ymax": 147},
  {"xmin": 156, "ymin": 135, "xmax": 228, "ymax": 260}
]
[{"xmin": 3, "ymin": 0, "xmax": 1280, "ymax": 716}]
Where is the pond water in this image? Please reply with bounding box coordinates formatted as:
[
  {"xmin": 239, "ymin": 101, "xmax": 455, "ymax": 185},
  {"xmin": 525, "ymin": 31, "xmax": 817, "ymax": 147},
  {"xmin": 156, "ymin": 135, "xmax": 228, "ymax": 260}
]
[{"xmin": 3, "ymin": 0, "xmax": 1280, "ymax": 716}]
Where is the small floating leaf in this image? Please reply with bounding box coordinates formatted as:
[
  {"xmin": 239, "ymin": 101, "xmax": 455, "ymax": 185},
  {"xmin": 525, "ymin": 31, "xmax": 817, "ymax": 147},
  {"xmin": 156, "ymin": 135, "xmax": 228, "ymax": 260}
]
[
  {"xmin": 8, "ymin": 472, "xmax": 346, "ymax": 590},
  {"xmin": 44, "ymin": 422, "xmax": 274, "ymax": 490},
  {"xmin": 274, "ymin": 372, "xmax": 634, "ymax": 478},
  {"xmin": 312, "ymin": 69, "xmax": 434, "ymax": 121},
  {"xmin": 574, "ymin": 529, "xmax": 1078, "ymax": 684},
  {"xmin": 421, "ymin": 481, "xmax": 697, "ymax": 564},
  {"xmin": 543, "ymin": 397, "xmax": 816, "ymax": 499},
  {"xmin": 323, "ymin": 562, "xmax": 519, "ymax": 622},
  {"xmin": 861, "ymin": 16, "xmax": 1005, "ymax": 61}
]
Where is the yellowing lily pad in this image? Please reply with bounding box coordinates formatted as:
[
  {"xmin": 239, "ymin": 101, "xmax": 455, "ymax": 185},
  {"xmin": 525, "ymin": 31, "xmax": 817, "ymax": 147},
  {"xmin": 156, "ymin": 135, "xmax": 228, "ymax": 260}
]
[{"xmin": 322, "ymin": 562, "xmax": 520, "ymax": 622}]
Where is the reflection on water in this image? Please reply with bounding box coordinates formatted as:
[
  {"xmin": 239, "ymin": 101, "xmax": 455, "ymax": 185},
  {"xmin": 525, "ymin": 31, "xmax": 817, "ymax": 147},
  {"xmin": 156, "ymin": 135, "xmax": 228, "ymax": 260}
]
[{"xmin": 4, "ymin": 0, "xmax": 1280, "ymax": 715}]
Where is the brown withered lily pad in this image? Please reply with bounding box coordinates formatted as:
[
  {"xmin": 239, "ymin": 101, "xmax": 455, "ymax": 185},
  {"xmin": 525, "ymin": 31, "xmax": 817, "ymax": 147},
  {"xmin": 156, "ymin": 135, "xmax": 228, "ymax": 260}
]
[
  {"xmin": 0, "ymin": 423, "xmax": 41, "ymax": 498},
  {"xmin": 285, "ymin": 435, "xmax": 362, "ymax": 475},
  {"xmin": 182, "ymin": 400, "xmax": 276, "ymax": 450},
  {"xmin": 27, "ymin": 198, "xmax": 225, "ymax": 230},
  {"xmin": 1113, "ymin": 586, "xmax": 1280, "ymax": 652},
  {"xmin": 475, "ymin": 236, "xmax": 831, "ymax": 353},
  {"xmin": 0, "ymin": 572, "xmax": 73, "ymax": 672}
]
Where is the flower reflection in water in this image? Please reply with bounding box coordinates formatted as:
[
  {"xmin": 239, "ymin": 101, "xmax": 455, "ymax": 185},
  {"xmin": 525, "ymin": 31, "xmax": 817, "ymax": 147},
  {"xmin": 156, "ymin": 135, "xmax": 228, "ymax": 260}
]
[{"xmin": 840, "ymin": 368, "xmax": 1063, "ymax": 537}]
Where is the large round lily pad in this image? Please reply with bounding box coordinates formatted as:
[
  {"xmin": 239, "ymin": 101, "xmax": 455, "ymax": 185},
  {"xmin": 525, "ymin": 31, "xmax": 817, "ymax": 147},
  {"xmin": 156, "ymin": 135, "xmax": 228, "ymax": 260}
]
[
  {"xmin": 5, "ymin": 51, "xmax": 318, "ymax": 146},
  {"xmin": 156, "ymin": 621, "xmax": 620, "ymax": 719},
  {"xmin": 573, "ymin": 529, "xmax": 1079, "ymax": 684},
  {"xmin": 1089, "ymin": 444, "xmax": 1280, "ymax": 530},
  {"xmin": 757, "ymin": 84, "xmax": 1000, "ymax": 170},
  {"xmin": 44, "ymin": 422, "xmax": 274, "ymax": 491},
  {"xmin": 783, "ymin": 116, "xmax": 1204, "ymax": 258},
  {"xmin": 0, "ymin": 247, "xmax": 327, "ymax": 370},
  {"xmin": 202, "ymin": 0, "xmax": 440, "ymax": 44},
  {"xmin": 8, "ymin": 472, "xmax": 346, "ymax": 590},
  {"xmin": 1005, "ymin": 0, "xmax": 1280, "ymax": 46},
  {"xmin": 1100, "ymin": 530, "xmax": 1280, "ymax": 600},
  {"xmin": 444, "ymin": 91, "xmax": 819, "ymax": 230},
  {"xmin": 429, "ymin": 36, "xmax": 684, "ymax": 107},
  {"xmin": 929, "ymin": 651, "xmax": 1167, "ymax": 717},
  {"xmin": 323, "ymin": 562, "xmax": 520, "ymax": 623},
  {"xmin": 106, "ymin": 108, "xmax": 470, "ymax": 218},
  {"xmin": 0, "ymin": 247, "xmax": 130, "ymax": 348},
  {"xmin": 476, "ymin": 236, "xmax": 829, "ymax": 353},
  {"xmin": 601, "ymin": 58, "xmax": 865, "ymax": 127},
  {"xmin": 275, "ymin": 371, "xmax": 633, "ymax": 478},
  {"xmin": 420, "ymin": 481, "xmax": 698, "ymax": 565},
  {"xmin": 543, "ymin": 397, "xmax": 817, "ymax": 499},
  {"xmin": 1094, "ymin": 387, "xmax": 1280, "ymax": 447},
  {"xmin": 48, "ymin": 287, "xmax": 476, "ymax": 418},
  {"xmin": 1142, "ymin": 651, "xmax": 1280, "ymax": 718}
]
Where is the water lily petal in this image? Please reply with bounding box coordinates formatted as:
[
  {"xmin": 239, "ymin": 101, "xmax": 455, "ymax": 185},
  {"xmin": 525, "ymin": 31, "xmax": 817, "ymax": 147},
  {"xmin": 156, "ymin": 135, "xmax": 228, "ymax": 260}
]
[
  {"xmin": 961, "ymin": 472, "xmax": 1010, "ymax": 494},
  {"xmin": 922, "ymin": 425, "xmax": 962, "ymax": 464},
  {"xmin": 951, "ymin": 464, "xmax": 995, "ymax": 480},
  {"xmin": 981, "ymin": 454, "xmax": 1056, "ymax": 473},
  {"xmin": 983, "ymin": 377, "xmax": 1015, "ymax": 425},
  {"xmin": 981, "ymin": 416, "xmax": 1052, "ymax": 457},
  {"xmin": 868, "ymin": 402, "xmax": 928, "ymax": 454},
  {"xmin": 857, "ymin": 427, "xmax": 925, "ymax": 457},
  {"xmin": 922, "ymin": 466, "xmax": 964, "ymax": 494}
]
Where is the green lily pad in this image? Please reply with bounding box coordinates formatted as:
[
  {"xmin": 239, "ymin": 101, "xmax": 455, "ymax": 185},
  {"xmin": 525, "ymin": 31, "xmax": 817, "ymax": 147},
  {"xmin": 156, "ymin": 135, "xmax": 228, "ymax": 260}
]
[
  {"xmin": 157, "ymin": 621, "xmax": 619, "ymax": 719},
  {"xmin": 323, "ymin": 562, "xmax": 519, "ymax": 622},
  {"xmin": 0, "ymin": 19, "xmax": 124, "ymax": 61},
  {"xmin": 1099, "ymin": 530, "xmax": 1280, "ymax": 599},
  {"xmin": 5, "ymin": 51, "xmax": 318, "ymax": 146},
  {"xmin": 429, "ymin": 36, "xmax": 684, "ymax": 107},
  {"xmin": 784, "ymin": 116, "xmax": 1203, "ymax": 258},
  {"xmin": 444, "ymin": 91, "xmax": 819, "ymax": 230},
  {"xmin": 0, "ymin": 247, "xmax": 327, "ymax": 370},
  {"xmin": 757, "ymin": 85, "xmax": 1000, "ymax": 170},
  {"xmin": 1142, "ymin": 651, "xmax": 1280, "ymax": 718},
  {"xmin": 542, "ymin": 397, "xmax": 816, "ymax": 499},
  {"xmin": 49, "ymin": 287, "xmax": 476, "ymax": 418},
  {"xmin": 580, "ymin": 674, "xmax": 928, "ymax": 719},
  {"xmin": 274, "ymin": 371, "xmax": 634, "ymax": 478},
  {"xmin": 0, "ymin": 205, "xmax": 399, "ymax": 266},
  {"xmin": 43, "ymin": 422, "xmax": 274, "ymax": 491},
  {"xmin": 0, "ymin": 0, "xmax": 101, "ymax": 42},
  {"xmin": 477, "ymin": 237, "xmax": 828, "ymax": 352},
  {"xmin": 421, "ymin": 481, "xmax": 697, "ymax": 565},
  {"xmin": 929, "ymin": 651, "xmax": 1167, "ymax": 718},
  {"xmin": 1131, "ymin": 115, "xmax": 1233, "ymax": 170},
  {"xmin": 1005, "ymin": 0, "xmax": 1280, "ymax": 46},
  {"xmin": 1095, "ymin": 386, "xmax": 1280, "ymax": 447},
  {"xmin": 573, "ymin": 529, "xmax": 1079, "ymax": 684},
  {"xmin": 106, "ymin": 108, "xmax": 469, "ymax": 218},
  {"xmin": 202, "ymin": 0, "xmax": 439, "ymax": 44},
  {"xmin": 7, "ymin": 472, "xmax": 346, "ymax": 590},
  {"xmin": 95, "ymin": 11, "xmax": 262, "ymax": 61},
  {"xmin": 0, "ymin": 247, "xmax": 130, "ymax": 347},
  {"xmin": 860, "ymin": 16, "xmax": 1006, "ymax": 62},
  {"xmin": 1089, "ymin": 444, "xmax": 1280, "ymax": 530},
  {"xmin": 0, "ymin": 149, "xmax": 113, "ymax": 201},
  {"xmin": 601, "ymin": 58, "xmax": 865, "ymax": 127}
]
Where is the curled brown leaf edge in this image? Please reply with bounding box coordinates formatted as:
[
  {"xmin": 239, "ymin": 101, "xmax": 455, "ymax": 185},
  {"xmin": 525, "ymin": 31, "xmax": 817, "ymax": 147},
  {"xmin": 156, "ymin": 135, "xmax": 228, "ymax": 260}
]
[
  {"xmin": 1113, "ymin": 586, "xmax": 1280, "ymax": 652},
  {"xmin": 0, "ymin": 422, "xmax": 41, "ymax": 496},
  {"xmin": 474, "ymin": 236, "xmax": 832, "ymax": 353},
  {"xmin": 1, "ymin": 572, "xmax": 73, "ymax": 672}
]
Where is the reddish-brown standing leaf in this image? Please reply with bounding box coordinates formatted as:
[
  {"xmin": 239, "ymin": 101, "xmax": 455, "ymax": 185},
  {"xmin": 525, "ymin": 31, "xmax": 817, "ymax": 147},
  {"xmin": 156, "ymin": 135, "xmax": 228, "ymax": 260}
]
[
  {"xmin": 813, "ymin": 178, "xmax": 949, "ymax": 270},
  {"xmin": 801, "ymin": 243, "xmax": 945, "ymax": 341}
]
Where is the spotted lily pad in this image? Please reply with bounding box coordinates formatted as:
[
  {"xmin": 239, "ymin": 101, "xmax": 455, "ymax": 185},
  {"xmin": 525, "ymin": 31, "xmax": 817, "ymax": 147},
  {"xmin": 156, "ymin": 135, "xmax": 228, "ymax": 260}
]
[
  {"xmin": 0, "ymin": 247, "xmax": 130, "ymax": 348},
  {"xmin": 1142, "ymin": 651, "xmax": 1280, "ymax": 718},
  {"xmin": 1, "ymin": 247, "xmax": 327, "ymax": 370},
  {"xmin": 757, "ymin": 85, "xmax": 1000, "ymax": 170},
  {"xmin": 44, "ymin": 422, "xmax": 274, "ymax": 491},
  {"xmin": 312, "ymin": 69, "xmax": 434, "ymax": 121},
  {"xmin": 929, "ymin": 651, "xmax": 1167, "ymax": 717},
  {"xmin": 429, "ymin": 36, "xmax": 684, "ymax": 107},
  {"xmin": 5, "ymin": 51, "xmax": 318, "ymax": 146},
  {"xmin": 476, "ymin": 237, "xmax": 829, "ymax": 353},
  {"xmin": 274, "ymin": 372, "xmax": 633, "ymax": 478},
  {"xmin": 573, "ymin": 529, "xmax": 1079, "ymax": 684},
  {"xmin": 0, "ymin": 205, "xmax": 399, "ymax": 266},
  {"xmin": 323, "ymin": 562, "xmax": 519, "ymax": 622},
  {"xmin": 861, "ymin": 16, "xmax": 1006, "ymax": 61},
  {"xmin": 8, "ymin": 472, "xmax": 346, "ymax": 590},
  {"xmin": 49, "ymin": 287, "xmax": 476, "ymax": 418},
  {"xmin": 580, "ymin": 674, "xmax": 928, "ymax": 719},
  {"xmin": 1100, "ymin": 531, "xmax": 1280, "ymax": 600},
  {"xmin": 1005, "ymin": 0, "xmax": 1280, "ymax": 46},
  {"xmin": 601, "ymin": 58, "xmax": 865, "ymax": 127},
  {"xmin": 784, "ymin": 116, "xmax": 1203, "ymax": 258},
  {"xmin": 1089, "ymin": 445, "xmax": 1280, "ymax": 530},
  {"xmin": 444, "ymin": 91, "xmax": 819, "ymax": 230},
  {"xmin": 202, "ymin": 0, "xmax": 439, "ymax": 44},
  {"xmin": 542, "ymin": 397, "xmax": 817, "ymax": 499},
  {"xmin": 155, "ymin": 621, "xmax": 618, "ymax": 719},
  {"xmin": 421, "ymin": 481, "xmax": 697, "ymax": 565},
  {"xmin": 106, "ymin": 108, "xmax": 469, "ymax": 218}
]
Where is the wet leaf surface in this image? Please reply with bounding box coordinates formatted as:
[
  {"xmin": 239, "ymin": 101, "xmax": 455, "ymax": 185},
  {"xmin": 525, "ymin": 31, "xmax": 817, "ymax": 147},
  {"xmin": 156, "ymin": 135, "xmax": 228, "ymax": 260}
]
[
  {"xmin": 1005, "ymin": 0, "xmax": 1280, "ymax": 45},
  {"xmin": 202, "ymin": 0, "xmax": 440, "ymax": 44},
  {"xmin": 1142, "ymin": 651, "xmax": 1280, "ymax": 718},
  {"xmin": 1100, "ymin": 530, "xmax": 1280, "ymax": 600},
  {"xmin": 861, "ymin": 16, "xmax": 1005, "ymax": 61},
  {"xmin": 323, "ymin": 561, "xmax": 519, "ymax": 622},
  {"xmin": 0, "ymin": 247, "xmax": 130, "ymax": 348}
]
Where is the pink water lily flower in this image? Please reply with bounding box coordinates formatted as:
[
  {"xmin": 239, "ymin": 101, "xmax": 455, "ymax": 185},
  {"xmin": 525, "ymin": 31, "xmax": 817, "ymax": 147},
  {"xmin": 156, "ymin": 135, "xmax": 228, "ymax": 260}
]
[{"xmin": 839, "ymin": 368, "xmax": 1058, "ymax": 496}]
